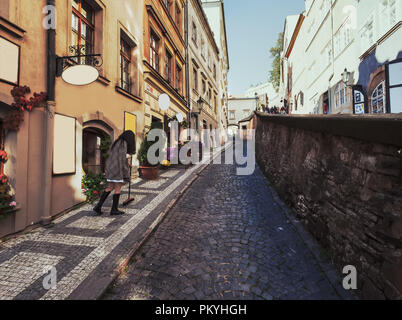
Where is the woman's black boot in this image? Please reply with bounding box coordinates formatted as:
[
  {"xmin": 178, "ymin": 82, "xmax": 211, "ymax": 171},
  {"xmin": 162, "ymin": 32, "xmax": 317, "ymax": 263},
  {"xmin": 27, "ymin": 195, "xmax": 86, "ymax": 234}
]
[
  {"xmin": 93, "ymin": 191, "xmax": 111, "ymax": 216},
  {"xmin": 110, "ymin": 194, "xmax": 125, "ymax": 216}
]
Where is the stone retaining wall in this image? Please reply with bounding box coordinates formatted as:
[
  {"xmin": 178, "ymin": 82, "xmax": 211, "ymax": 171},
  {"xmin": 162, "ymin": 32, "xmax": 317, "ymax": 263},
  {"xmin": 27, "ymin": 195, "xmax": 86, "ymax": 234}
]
[{"xmin": 255, "ymin": 112, "xmax": 402, "ymax": 299}]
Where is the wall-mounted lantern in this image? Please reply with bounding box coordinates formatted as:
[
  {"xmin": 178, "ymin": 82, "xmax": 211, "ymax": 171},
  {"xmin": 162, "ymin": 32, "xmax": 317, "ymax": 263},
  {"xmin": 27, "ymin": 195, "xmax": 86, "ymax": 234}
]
[
  {"xmin": 342, "ymin": 68, "xmax": 352, "ymax": 87},
  {"xmin": 191, "ymin": 96, "xmax": 204, "ymax": 116}
]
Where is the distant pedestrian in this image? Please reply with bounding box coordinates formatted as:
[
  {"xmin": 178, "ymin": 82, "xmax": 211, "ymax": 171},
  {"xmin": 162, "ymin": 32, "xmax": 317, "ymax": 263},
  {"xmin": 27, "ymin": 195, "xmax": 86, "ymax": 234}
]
[{"xmin": 93, "ymin": 130, "xmax": 136, "ymax": 216}]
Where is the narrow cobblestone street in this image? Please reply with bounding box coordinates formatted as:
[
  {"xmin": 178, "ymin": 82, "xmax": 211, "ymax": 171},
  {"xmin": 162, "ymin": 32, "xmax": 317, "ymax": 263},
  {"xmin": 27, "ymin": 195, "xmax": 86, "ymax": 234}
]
[{"xmin": 103, "ymin": 146, "xmax": 344, "ymax": 300}]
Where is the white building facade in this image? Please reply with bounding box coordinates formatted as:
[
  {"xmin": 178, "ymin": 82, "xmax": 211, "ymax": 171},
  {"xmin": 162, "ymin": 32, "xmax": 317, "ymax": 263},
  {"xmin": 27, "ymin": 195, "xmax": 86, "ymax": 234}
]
[
  {"xmin": 245, "ymin": 82, "xmax": 280, "ymax": 111},
  {"xmin": 280, "ymin": 0, "xmax": 402, "ymax": 115},
  {"xmin": 227, "ymin": 96, "xmax": 258, "ymax": 136},
  {"xmin": 188, "ymin": 0, "xmax": 220, "ymax": 139}
]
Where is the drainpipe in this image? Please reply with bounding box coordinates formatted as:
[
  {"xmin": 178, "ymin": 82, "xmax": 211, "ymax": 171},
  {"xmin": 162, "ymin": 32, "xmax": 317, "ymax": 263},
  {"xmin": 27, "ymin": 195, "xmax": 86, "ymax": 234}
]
[
  {"xmin": 328, "ymin": 1, "xmax": 335, "ymax": 114},
  {"xmin": 184, "ymin": 0, "xmax": 191, "ymax": 137},
  {"xmin": 41, "ymin": 0, "xmax": 56, "ymax": 225}
]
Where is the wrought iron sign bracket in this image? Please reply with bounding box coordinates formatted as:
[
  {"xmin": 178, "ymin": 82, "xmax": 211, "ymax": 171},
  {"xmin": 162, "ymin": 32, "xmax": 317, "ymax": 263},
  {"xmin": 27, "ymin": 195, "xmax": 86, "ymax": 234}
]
[{"xmin": 56, "ymin": 45, "xmax": 103, "ymax": 77}]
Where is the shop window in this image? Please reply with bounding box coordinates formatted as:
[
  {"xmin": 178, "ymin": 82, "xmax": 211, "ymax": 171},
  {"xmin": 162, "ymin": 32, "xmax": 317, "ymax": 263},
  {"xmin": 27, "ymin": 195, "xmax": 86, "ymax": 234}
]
[
  {"xmin": 334, "ymin": 82, "xmax": 351, "ymax": 109},
  {"xmin": 371, "ymin": 81, "xmax": 386, "ymax": 114}
]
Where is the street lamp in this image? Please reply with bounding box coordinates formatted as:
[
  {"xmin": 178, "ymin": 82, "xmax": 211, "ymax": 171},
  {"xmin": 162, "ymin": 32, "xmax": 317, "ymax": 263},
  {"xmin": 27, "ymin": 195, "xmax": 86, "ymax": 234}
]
[
  {"xmin": 56, "ymin": 46, "xmax": 103, "ymax": 86},
  {"xmin": 191, "ymin": 96, "xmax": 204, "ymax": 116},
  {"xmin": 342, "ymin": 68, "xmax": 352, "ymax": 87}
]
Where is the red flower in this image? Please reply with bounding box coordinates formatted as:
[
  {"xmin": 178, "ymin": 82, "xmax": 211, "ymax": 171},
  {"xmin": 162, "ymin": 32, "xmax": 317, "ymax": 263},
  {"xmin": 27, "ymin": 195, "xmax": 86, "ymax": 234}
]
[{"xmin": 93, "ymin": 190, "xmax": 98, "ymax": 195}]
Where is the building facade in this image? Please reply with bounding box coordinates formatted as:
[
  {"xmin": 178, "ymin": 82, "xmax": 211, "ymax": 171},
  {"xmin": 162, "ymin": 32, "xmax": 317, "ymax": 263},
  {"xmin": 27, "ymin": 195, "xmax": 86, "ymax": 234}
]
[
  {"xmin": 143, "ymin": 0, "xmax": 188, "ymax": 142},
  {"xmin": 245, "ymin": 82, "xmax": 280, "ymax": 111},
  {"xmin": 0, "ymin": 0, "xmax": 230, "ymax": 239},
  {"xmin": 188, "ymin": 0, "xmax": 220, "ymax": 146},
  {"xmin": 227, "ymin": 95, "xmax": 258, "ymax": 136},
  {"xmin": 0, "ymin": 0, "xmax": 145, "ymax": 238},
  {"xmin": 201, "ymin": 0, "xmax": 229, "ymax": 141},
  {"xmin": 280, "ymin": 0, "xmax": 402, "ymax": 115}
]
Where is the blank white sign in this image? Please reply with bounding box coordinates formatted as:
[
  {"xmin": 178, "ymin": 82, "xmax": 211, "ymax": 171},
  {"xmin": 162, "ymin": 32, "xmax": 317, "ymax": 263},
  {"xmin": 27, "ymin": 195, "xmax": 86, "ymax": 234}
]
[
  {"xmin": 0, "ymin": 37, "xmax": 19, "ymax": 84},
  {"xmin": 53, "ymin": 114, "xmax": 76, "ymax": 174}
]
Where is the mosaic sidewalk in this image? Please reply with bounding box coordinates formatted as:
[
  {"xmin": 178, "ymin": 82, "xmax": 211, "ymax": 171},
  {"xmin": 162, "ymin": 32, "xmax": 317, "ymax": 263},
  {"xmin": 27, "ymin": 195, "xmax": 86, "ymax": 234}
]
[{"xmin": 0, "ymin": 146, "xmax": 227, "ymax": 300}]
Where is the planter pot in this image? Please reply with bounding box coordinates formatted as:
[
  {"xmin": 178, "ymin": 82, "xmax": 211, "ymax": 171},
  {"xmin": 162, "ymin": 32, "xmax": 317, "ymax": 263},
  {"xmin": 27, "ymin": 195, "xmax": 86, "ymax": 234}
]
[{"xmin": 139, "ymin": 166, "xmax": 159, "ymax": 180}]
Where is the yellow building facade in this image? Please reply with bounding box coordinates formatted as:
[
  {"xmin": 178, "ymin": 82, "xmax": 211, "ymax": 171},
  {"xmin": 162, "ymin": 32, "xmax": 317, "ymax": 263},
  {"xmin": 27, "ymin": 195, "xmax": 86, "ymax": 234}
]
[{"xmin": 0, "ymin": 0, "xmax": 145, "ymax": 238}]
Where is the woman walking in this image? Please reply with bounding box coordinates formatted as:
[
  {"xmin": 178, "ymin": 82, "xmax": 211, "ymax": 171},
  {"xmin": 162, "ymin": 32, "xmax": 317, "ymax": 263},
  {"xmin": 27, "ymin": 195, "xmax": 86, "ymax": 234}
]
[{"xmin": 93, "ymin": 130, "xmax": 136, "ymax": 216}]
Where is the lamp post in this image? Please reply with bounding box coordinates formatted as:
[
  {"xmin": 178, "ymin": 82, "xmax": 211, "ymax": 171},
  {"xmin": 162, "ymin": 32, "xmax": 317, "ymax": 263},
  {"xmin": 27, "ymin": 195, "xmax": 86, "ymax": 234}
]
[
  {"xmin": 192, "ymin": 96, "xmax": 204, "ymax": 115},
  {"xmin": 189, "ymin": 96, "xmax": 204, "ymax": 133}
]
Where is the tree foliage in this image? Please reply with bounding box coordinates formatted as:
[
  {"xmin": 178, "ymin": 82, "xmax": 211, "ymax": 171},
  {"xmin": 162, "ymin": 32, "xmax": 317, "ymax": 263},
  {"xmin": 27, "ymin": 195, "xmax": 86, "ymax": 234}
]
[{"xmin": 269, "ymin": 32, "xmax": 284, "ymax": 92}]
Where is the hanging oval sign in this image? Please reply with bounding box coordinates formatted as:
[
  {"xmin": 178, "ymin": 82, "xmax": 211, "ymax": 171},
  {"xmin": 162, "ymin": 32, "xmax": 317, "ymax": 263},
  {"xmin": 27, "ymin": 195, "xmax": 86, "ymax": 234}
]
[{"xmin": 61, "ymin": 64, "xmax": 99, "ymax": 86}]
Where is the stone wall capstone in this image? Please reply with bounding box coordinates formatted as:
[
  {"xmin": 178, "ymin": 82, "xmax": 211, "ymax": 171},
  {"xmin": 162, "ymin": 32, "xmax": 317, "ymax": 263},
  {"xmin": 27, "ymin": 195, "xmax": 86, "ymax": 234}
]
[{"xmin": 255, "ymin": 112, "xmax": 402, "ymax": 300}]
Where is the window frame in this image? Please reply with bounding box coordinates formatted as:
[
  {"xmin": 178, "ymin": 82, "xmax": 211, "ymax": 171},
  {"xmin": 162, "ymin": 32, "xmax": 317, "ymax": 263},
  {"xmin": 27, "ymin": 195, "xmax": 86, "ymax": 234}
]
[
  {"xmin": 192, "ymin": 21, "xmax": 197, "ymax": 44},
  {"xmin": 72, "ymin": 0, "xmax": 95, "ymax": 64},
  {"xmin": 165, "ymin": 47, "xmax": 173, "ymax": 84},
  {"xmin": 370, "ymin": 81, "xmax": 386, "ymax": 114},
  {"xmin": 120, "ymin": 36, "xmax": 132, "ymax": 93},
  {"xmin": 149, "ymin": 29, "xmax": 160, "ymax": 72},
  {"xmin": 229, "ymin": 111, "xmax": 235, "ymax": 120},
  {"xmin": 175, "ymin": 4, "xmax": 182, "ymax": 32},
  {"xmin": 386, "ymin": 58, "xmax": 402, "ymax": 113},
  {"xmin": 163, "ymin": 0, "xmax": 173, "ymax": 16},
  {"xmin": 175, "ymin": 62, "xmax": 182, "ymax": 94}
]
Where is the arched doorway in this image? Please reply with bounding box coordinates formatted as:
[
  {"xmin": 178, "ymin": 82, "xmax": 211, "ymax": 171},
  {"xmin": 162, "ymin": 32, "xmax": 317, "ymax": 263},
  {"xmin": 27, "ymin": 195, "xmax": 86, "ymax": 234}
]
[{"xmin": 82, "ymin": 126, "xmax": 112, "ymax": 174}]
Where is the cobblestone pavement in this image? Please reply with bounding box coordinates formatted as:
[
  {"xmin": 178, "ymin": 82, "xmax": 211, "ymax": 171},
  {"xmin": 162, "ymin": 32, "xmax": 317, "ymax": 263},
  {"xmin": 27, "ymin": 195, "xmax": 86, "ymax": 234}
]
[
  {"xmin": 0, "ymin": 146, "xmax": 226, "ymax": 300},
  {"xmin": 104, "ymin": 146, "xmax": 345, "ymax": 300}
]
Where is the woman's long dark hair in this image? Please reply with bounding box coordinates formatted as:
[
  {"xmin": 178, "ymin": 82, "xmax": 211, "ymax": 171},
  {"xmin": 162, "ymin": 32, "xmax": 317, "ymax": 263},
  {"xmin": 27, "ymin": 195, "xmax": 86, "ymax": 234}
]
[{"xmin": 112, "ymin": 130, "xmax": 136, "ymax": 155}]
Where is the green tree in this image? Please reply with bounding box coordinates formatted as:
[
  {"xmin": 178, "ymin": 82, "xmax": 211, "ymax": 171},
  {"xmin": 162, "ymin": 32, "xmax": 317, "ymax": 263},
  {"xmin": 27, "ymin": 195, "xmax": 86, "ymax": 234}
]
[{"xmin": 269, "ymin": 32, "xmax": 284, "ymax": 92}]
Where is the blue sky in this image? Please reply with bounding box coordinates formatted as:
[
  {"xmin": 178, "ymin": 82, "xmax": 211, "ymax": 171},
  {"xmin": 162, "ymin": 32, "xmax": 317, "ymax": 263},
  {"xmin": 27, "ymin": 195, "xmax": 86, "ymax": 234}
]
[{"xmin": 225, "ymin": 0, "xmax": 305, "ymax": 95}]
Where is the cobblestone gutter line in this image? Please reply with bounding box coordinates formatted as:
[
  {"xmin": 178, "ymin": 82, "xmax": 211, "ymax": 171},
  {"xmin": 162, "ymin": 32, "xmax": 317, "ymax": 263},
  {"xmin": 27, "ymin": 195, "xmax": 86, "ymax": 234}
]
[
  {"xmin": 100, "ymin": 144, "xmax": 232, "ymax": 300},
  {"xmin": 263, "ymin": 176, "xmax": 356, "ymax": 300}
]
